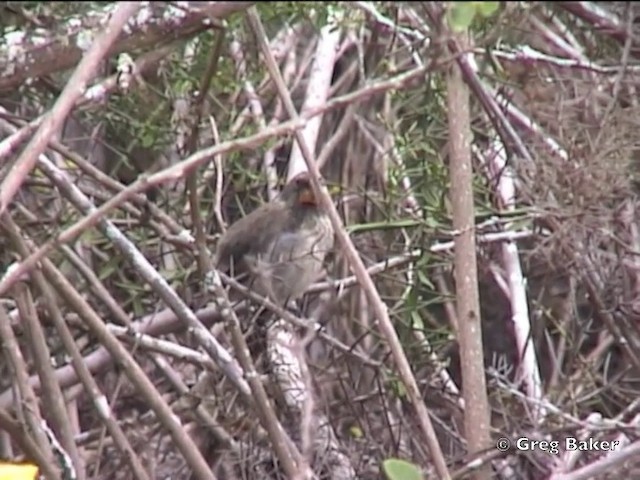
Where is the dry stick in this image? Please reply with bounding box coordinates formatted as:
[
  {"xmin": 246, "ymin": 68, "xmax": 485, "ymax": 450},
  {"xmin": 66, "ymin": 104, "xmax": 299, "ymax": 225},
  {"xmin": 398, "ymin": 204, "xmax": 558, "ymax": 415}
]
[
  {"xmin": 186, "ymin": 29, "xmax": 226, "ymax": 278},
  {"xmin": 244, "ymin": 7, "xmax": 451, "ymax": 479},
  {"xmin": 0, "ymin": 303, "xmax": 222, "ymax": 408},
  {"xmin": 268, "ymin": 14, "xmax": 353, "ymax": 478},
  {"xmin": 225, "ymin": 24, "xmax": 299, "ymax": 142},
  {"xmin": 0, "ymin": 408, "xmax": 58, "ymax": 478},
  {"xmin": 0, "ymin": 117, "xmax": 304, "ymax": 296},
  {"xmin": 0, "ymin": 63, "xmax": 431, "ymax": 296},
  {"xmin": 148, "ymin": 355, "xmax": 239, "ymax": 471},
  {"xmin": 0, "ymin": 305, "xmax": 61, "ymax": 480},
  {"xmin": 264, "ymin": 28, "xmax": 298, "ymax": 200},
  {"xmin": 455, "ymin": 9, "xmax": 640, "ymax": 382},
  {"xmin": 1, "ymin": 215, "xmax": 150, "ymax": 480},
  {"xmin": 108, "ymin": 325, "xmax": 213, "ymax": 366},
  {"xmin": 60, "ymin": 243, "xmax": 236, "ymax": 452},
  {"xmin": 0, "ymin": 230, "xmax": 529, "ymax": 412},
  {"xmin": 548, "ymin": 440, "xmax": 640, "ymax": 480},
  {"xmin": 13, "ymin": 284, "xmax": 86, "ymax": 480},
  {"xmin": 308, "ymin": 230, "xmax": 533, "ymax": 293},
  {"xmin": 25, "ymin": 142, "xmax": 297, "ymax": 474},
  {"xmin": 0, "ymin": 2, "xmax": 140, "ymax": 216},
  {"xmin": 459, "ymin": 17, "xmax": 640, "ymax": 387},
  {"xmin": 418, "ymin": 6, "xmax": 534, "ymax": 167},
  {"xmin": 478, "ymin": 140, "xmax": 544, "ymax": 417},
  {"xmin": 0, "ymin": 45, "xmax": 174, "ymax": 162},
  {"xmin": 285, "ymin": 16, "xmax": 340, "ymax": 181},
  {"xmin": 207, "ymin": 273, "xmax": 309, "ymax": 479},
  {"xmin": 353, "ymin": 100, "xmax": 461, "ymax": 410},
  {"xmin": 557, "ymin": 2, "xmax": 628, "ymax": 44},
  {"xmin": 447, "ymin": 30, "xmax": 492, "ymax": 480},
  {"xmin": 14, "ymin": 154, "xmax": 227, "ymax": 477},
  {"xmin": 40, "ymin": 259, "xmax": 217, "ymax": 480},
  {"xmin": 315, "ymin": 103, "xmax": 355, "ymax": 170},
  {"xmin": 206, "ymin": 116, "xmax": 227, "ymax": 231},
  {"xmin": 594, "ymin": 2, "xmax": 634, "ymax": 147},
  {"xmin": 230, "ymin": 30, "xmax": 277, "ymax": 199},
  {"xmin": 0, "ymin": 3, "xmax": 231, "ymax": 92},
  {"xmin": 0, "ymin": 111, "xmax": 185, "ymax": 240},
  {"xmin": 32, "ymin": 153, "xmax": 249, "ymax": 390},
  {"xmin": 230, "ymin": 33, "xmax": 279, "ymax": 197},
  {"xmin": 221, "ymin": 273, "xmax": 380, "ymax": 368},
  {"xmin": 421, "ymin": 2, "xmax": 547, "ymax": 425}
]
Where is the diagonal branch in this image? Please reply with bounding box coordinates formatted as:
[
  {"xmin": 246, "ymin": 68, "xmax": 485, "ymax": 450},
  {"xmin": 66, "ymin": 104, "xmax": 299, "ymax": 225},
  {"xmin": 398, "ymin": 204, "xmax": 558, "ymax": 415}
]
[
  {"xmin": 245, "ymin": 6, "xmax": 451, "ymax": 479},
  {"xmin": 0, "ymin": 2, "xmax": 140, "ymax": 217},
  {"xmin": 0, "ymin": 60, "xmax": 435, "ymax": 297},
  {"xmin": 0, "ymin": 2, "xmax": 252, "ymax": 92},
  {"xmin": 0, "ymin": 44, "xmax": 174, "ymax": 162}
]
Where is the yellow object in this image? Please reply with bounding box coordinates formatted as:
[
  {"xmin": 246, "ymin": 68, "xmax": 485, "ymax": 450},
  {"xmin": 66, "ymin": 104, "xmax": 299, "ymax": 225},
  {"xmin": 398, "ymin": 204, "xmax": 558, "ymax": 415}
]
[{"xmin": 0, "ymin": 462, "xmax": 39, "ymax": 480}]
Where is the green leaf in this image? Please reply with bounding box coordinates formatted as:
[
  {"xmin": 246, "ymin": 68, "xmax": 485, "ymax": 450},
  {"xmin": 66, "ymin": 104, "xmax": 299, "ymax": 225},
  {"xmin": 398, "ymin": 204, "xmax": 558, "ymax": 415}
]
[
  {"xmin": 98, "ymin": 258, "xmax": 120, "ymax": 281},
  {"xmin": 382, "ymin": 458, "xmax": 424, "ymax": 480},
  {"xmin": 474, "ymin": 1, "xmax": 500, "ymax": 17},
  {"xmin": 390, "ymin": 377, "xmax": 407, "ymax": 399},
  {"xmin": 410, "ymin": 310, "xmax": 425, "ymax": 331},
  {"xmin": 417, "ymin": 269, "xmax": 434, "ymax": 290},
  {"xmin": 448, "ymin": 3, "xmax": 477, "ymax": 32},
  {"xmin": 141, "ymin": 132, "xmax": 156, "ymax": 149},
  {"xmin": 349, "ymin": 425, "xmax": 364, "ymax": 438}
]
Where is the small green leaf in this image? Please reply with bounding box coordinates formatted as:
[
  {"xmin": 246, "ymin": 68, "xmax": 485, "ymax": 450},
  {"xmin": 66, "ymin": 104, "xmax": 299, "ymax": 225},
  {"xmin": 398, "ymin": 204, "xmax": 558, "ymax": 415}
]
[
  {"xmin": 474, "ymin": 1, "xmax": 500, "ymax": 17},
  {"xmin": 448, "ymin": 3, "xmax": 477, "ymax": 32},
  {"xmin": 98, "ymin": 258, "xmax": 119, "ymax": 281},
  {"xmin": 417, "ymin": 269, "xmax": 434, "ymax": 290},
  {"xmin": 410, "ymin": 310, "xmax": 425, "ymax": 331},
  {"xmin": 382, "ymin": 458, "xmax": 424, "ymax": 480},
  {"xmin": 390, "ymin": 377, "xmax": 407, "ymax": 399},
  {"xmin": 349, "ymin": 425, "xmax": 364, "ymax": 438}
]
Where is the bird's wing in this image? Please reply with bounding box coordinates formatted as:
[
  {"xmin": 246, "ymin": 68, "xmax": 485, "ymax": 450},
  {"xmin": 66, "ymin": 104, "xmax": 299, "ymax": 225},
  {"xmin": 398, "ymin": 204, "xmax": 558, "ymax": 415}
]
[
  {"xmin": 215, "ymin": 202, "xmax": 289, "ymax": 269},
  {"xmin": 266, "ymin": 227, "xmax": 330, "ymax": 264}
]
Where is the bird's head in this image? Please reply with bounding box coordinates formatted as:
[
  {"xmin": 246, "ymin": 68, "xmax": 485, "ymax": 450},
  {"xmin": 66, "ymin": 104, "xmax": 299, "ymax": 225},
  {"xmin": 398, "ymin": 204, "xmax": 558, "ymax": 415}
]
[{"xmin": 280, "ymin": 172, "xmax": 322, "ymax": 208}]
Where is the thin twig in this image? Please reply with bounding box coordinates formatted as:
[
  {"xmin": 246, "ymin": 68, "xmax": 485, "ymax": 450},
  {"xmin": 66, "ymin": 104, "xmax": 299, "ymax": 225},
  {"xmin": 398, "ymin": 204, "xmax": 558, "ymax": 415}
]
[
  {"xmin": 245, "ymin": 6, "xmax": 451, "ymax": 479},
  {"xmin": 0, "ymin": 2, "xmax": 140, "ymax": 216},
  {"xmin": 0, "ymin": 62, "xmax": 435, "ymax": 296}
]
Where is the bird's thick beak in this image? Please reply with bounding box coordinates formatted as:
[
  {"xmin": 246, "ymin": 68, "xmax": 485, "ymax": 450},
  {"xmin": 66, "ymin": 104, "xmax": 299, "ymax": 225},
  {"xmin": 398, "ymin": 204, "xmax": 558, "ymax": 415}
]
[{"xmin": 298, "ymin": 187, "xmax": 317, "ymax": 205}]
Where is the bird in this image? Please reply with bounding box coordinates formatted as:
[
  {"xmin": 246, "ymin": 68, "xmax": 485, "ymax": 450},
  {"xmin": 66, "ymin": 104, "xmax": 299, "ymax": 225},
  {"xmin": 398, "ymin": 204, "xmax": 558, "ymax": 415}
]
[{"xmin": 214, "ymin": 172, "xmax": 334, "ymax": 307}]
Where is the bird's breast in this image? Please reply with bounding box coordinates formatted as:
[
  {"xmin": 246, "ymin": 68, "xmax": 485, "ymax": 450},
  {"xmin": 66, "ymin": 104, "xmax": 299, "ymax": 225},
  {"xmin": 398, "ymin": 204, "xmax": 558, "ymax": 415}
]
[{"xmin": 250, "ymin": 212, "xmax": 333, "ymax": 304}]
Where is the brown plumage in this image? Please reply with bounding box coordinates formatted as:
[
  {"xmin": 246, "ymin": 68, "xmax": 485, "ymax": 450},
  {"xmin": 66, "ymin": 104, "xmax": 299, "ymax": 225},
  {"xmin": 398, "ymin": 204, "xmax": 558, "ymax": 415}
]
[{"xmin": 215, "ymin": 172, "xmax": 334, "ymax": 306}]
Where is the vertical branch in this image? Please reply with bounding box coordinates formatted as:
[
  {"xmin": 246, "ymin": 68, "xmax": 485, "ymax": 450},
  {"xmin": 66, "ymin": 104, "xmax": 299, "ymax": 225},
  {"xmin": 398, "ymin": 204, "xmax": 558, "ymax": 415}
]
[
  {"xmin": 285, "ymin": 14, "xmax": 341, "ymax": 181},
  {"xmin": 482, "ymin": 139, "xmax": 544, "ymax": 417},
  {"xmin": 184, "ymin": 30, "xmax": 225, "ymax": 277},
  {"xmin": 447, "ymin": 32, "xmax": 492, "ymax": 479},
  {"xmin": 0, "ymin": 408, "xmax": 59, "ymax": 479},
  {"xmin": 0, "ymin": 305, "xmax": 61, "ymax": 480},
  {"xmin": 14, "ymin": 284, "xmax": 86, "ymax": 479},
  {"xmin": 206, "ymin": 272, "xmax": 310, "ymax": 479},
  {"xmin": 41, "ymin": 260, "xmax": 217, "ymax": 480}
]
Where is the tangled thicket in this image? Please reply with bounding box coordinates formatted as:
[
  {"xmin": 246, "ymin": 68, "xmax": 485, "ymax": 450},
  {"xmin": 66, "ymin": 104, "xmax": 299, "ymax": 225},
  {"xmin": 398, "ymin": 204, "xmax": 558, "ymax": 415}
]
[{"xmin": 1, "ymin": 2, "xmax": 640, "ymax": 479}]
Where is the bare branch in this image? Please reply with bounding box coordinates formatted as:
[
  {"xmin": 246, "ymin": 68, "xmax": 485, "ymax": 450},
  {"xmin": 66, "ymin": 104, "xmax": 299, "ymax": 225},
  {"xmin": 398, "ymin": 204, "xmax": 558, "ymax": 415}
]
[
  {"xmin": 0, "ymin": 2, "xmax": 140, "ymax": 217},
  {"xmin": 446, "ymin": 26, "xmax": 492, "ymax": 480},
  {"xmin": 245, "ymin": 6, "xmax": 451, "ymax": 479},
  {"xmin": 0, "ymin": 2, "xmax": 252, "ymax": 93}
]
